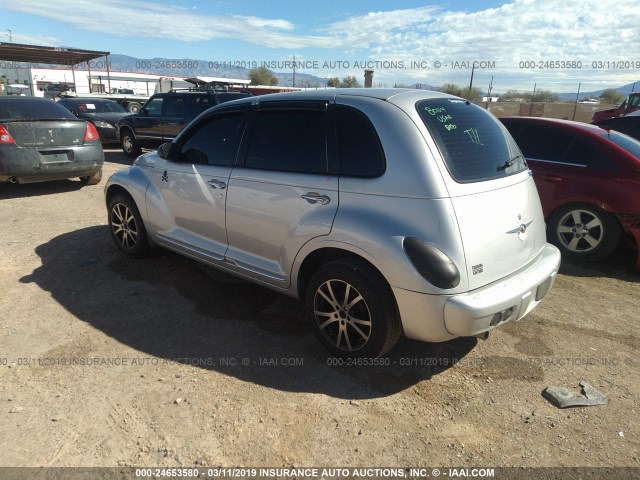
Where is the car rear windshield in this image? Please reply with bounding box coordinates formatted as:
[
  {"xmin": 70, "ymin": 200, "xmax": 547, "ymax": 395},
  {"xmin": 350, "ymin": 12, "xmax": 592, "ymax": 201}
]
[
  {"xmin": 77, "ymin": 101, "xmax": 127, "ymax": 113},
  {"xmin": 0, "ymin": 99, "xmax": 76, "ymax": 121},
  {"xmin": 601, "ymin": 130, "xmax": 640, "ymax": 159},
  {"xmin": 417, "ymin": 98, "xmax": 526, "ymax": 182}
]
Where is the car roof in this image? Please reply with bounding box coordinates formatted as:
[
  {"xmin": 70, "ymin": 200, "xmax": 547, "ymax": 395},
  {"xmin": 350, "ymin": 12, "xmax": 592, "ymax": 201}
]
[
  {"xmin": 252, "ymin": 88, "xmax": 454, "ymax": 103},
  {"xmin": 500, "ymin": 116, "xmax": 608, "ymax": 134}
]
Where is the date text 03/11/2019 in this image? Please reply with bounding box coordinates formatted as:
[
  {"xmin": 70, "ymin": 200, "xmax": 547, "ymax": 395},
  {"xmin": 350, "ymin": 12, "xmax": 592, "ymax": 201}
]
[{"xmin": 519, "ymin": 60, "xmax": 640, "ymax": 69}]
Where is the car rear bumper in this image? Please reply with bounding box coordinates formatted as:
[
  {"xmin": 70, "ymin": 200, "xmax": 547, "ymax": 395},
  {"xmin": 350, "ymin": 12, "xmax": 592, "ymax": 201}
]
[
  {"xmin": 394, "ymin": 243, "xmax": 561, "ymax": 342},
  {"xmin": 0, "ymin": 145, "xmax": 104, "ymax": 183}
]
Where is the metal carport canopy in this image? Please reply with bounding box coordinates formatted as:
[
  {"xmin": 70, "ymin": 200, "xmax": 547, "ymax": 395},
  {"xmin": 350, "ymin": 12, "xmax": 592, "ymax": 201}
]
[{"xmin": 0, "ymin": 42, "xmax": 109, "ymax": 65}]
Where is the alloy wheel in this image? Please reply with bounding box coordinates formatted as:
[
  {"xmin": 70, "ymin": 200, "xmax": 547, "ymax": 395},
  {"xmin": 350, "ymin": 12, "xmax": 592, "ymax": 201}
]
[
  {"xmin": 556, "ymin": 208, "xmax": 604, "ymax": 254},
  {"xmin": 313, "ymin": 279, "xmax": 372, "ymax": 352},
  {"xmin": 110, "ymin": 202, "xmax": 139, "ymax": 250}
]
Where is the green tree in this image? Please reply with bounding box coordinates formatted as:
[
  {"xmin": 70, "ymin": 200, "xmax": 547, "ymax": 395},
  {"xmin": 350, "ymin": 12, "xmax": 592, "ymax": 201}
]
[
  {"xmin": 499, "ymin": 88, "xmax": 559, "ymax": 102},
  {"xmin": 439, "ymin": 83, "xmax": 483, "ymax": 101},
  {"xmin": 500, "ymin": 90, "xmax": 528, "ymax": 101},
  {"xmin": 326, "ymin": 76, "xmax": 362, "ymax": 88},
  {"xmin": 531, "ymin": 89, "xmax": 560, "ymax": 102},
  {"xmin": 462, "ymin": 87, "xmax": 483, "ymax": 101},
  {"xmin": 441, "ymin": 83, "xmax": 462, "ymax": 96},
  {"xmin": 599, "ymin": 88, "xmax": 625, "ymax": 105},
  {"xmin": 248, "ymin": 67, "xmax": 278, "ymax": 86},
  {"xmin": 340, "ymin": 75, "xmax": 361, "ymax": 88}
]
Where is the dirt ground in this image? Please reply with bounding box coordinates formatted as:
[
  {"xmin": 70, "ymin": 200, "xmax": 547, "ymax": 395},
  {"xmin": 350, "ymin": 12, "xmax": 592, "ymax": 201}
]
[{"xmin": 1, "ymin": 150, "xmax": 639, "ymax": 474}]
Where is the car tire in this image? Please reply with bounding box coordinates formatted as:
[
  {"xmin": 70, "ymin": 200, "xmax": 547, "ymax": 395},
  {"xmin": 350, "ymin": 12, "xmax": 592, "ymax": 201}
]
[
  {"xmin": 107, "ymin": 193, "xmax": 150, "ymax": 258},
  {"xmin": 547, "ymin": 203, "xmax": 621, "ymax": 262},
  {"xmin": 121, "ymin": 130, "xmax": 142, "ymax": 158},
  {"xmin": 127, "ymin": 102, "xmax": 142, "ymax": 114},
  {"xmin": 305, "ymin": 258, "xmax": 402, "ymax": 358},
  {"xmin": 80, "ymin": 168, "xmax": 102, "ymax": 186}
]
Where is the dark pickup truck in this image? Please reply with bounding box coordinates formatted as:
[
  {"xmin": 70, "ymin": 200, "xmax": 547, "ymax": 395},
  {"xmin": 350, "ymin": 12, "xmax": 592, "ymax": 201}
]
[{"xmin": 117, "ymin": 89, "xmax": 250, "ymax": 157}]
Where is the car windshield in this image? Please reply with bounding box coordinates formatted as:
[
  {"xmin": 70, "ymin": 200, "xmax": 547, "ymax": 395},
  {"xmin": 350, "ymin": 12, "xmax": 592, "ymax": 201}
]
[
  {"xmin": 0, "ymin": 99, "xmax": 76, "ymax": 121},
  {"xmin": 76, "ymin": 101, "xmax": 127, "ymax": 113},
  {"xmin": 602, "ymin": 130, "xmax": 640, "ymax": 159},
  {"xmin": 416, "ymin": 98, "xmax": 526, "ymax": 182}
]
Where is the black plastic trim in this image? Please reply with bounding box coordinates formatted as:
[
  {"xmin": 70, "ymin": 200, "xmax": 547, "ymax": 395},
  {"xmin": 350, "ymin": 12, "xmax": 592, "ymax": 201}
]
[{"xmin": 403, "ymin": 237, "xmax": 460, "ymax": 289}]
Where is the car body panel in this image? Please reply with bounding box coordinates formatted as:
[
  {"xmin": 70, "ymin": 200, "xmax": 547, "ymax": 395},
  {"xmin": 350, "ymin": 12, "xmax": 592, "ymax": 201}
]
[
  {"xmin": 144, "ymin": 155, "xmax": 231, "ymax": 262},
  {"xmin": 225, "ymin": 169, "xmax": 339, "ymax": 287},
  {"xmin": 448, "ymin": 173, "xmax": 547, "ymax": 290}
]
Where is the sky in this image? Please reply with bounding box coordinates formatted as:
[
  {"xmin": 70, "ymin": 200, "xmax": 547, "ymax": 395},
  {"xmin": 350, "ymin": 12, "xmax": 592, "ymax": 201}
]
[{"xmin": 1, "ymin": 0, "xmax": 639, "ymax": 93}]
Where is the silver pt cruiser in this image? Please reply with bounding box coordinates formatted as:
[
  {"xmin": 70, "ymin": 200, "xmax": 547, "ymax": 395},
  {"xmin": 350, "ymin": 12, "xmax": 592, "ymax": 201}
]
[{"xmin": 105, "ymin": 89, "xmax": 561, "ymax": 358}]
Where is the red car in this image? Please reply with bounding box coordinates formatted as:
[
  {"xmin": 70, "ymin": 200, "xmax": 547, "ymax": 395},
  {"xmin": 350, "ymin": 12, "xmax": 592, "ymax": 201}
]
[{"xmin": 500, "ymin": 117, "xmax": 640, "ymax": 269}]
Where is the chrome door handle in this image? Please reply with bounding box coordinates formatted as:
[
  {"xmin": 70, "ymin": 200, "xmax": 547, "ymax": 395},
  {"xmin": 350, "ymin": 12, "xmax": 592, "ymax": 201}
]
[
  {"xmin": 301, "ymin": 193, "xmax": 330, "ymax": 205},
  {"xmin": 207, "ymin": 179, "xmax": 226, "ymax": 189}
]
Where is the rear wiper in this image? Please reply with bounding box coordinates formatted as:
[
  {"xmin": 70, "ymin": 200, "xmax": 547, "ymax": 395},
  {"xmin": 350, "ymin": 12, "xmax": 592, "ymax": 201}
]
[{"xmin": 497, "ymin": 154, "xmax": 524, "ymax": 171}]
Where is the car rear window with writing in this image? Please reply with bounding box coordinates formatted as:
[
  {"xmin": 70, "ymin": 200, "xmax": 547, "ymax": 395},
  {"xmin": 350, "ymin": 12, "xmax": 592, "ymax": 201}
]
[{"xmin": 417, "ymin": 98, "xmax": 526, "ymax": 183}]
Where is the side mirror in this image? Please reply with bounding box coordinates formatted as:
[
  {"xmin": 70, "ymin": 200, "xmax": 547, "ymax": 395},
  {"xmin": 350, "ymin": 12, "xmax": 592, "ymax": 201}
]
[
  {"xmin": 157, "ymin": 142, "xmax": 172, "ymax": 159},
  {"xmin": 141, "ymin": 108, "xmax": 148, "ymax": 116}
]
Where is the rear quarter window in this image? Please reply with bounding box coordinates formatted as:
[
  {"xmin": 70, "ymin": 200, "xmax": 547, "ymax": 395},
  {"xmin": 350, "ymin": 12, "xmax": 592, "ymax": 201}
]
[
  {"xmin": 417, "ymin": 99, "xmax": 525, "ymax": 182},
  {"xmin": 335, "ymin": 105, "xmax": 385, "ymax": 177}
]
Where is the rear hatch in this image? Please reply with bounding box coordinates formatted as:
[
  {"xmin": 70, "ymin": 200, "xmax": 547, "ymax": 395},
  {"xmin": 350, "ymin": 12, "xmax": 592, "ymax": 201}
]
[{"xmin": 416, "ymin": 98, "xmax": 547, "ymax": 290}]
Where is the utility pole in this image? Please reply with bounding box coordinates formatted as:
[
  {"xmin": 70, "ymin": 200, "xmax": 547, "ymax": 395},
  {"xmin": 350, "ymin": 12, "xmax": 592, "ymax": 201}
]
[
  {"xmin": 292, "ymin": 54, "xmax": 296, "ymax": 88},
  {"xmin": 529, "ymin": 83, "xmax": 536, "ymax": 116},
  {"xmin": 572, "ymin": 82, "xmax": 581, "ymax": 121}
]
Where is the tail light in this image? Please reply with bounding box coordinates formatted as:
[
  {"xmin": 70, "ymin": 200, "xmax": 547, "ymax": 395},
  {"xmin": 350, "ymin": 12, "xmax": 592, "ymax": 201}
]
[
  {"xmin": 84, "ymin": 122, "xmax": 100, "ymax": 142},
  {"xmin": 0, "ymin": 124, "xmax": 16, "ymax": 144}
]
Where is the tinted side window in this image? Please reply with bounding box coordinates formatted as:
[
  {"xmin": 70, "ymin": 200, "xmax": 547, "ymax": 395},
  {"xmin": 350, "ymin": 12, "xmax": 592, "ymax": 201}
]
[
  {"xmin": 336, "ymin": 105, "xmax": 385, "ymax": 177},
  {"xmin": 565, "ymin": 139, "xmax": 616, "ymax": 169},
  {"xmin": 164, "ymin": 96, "xmax": 184, "ymax": 117},
  {"xmin": 417, "ymin": 99, "xmax": 525, "ymax": 182},
  {"xmin": 178, "ymin": 113, "xmax": 245, "ymax": 166},
  {"xmin": 515, "ymin": 124, "xmax": 573, "ymax": 162},
  {"xmin": 144, "ymin": 97, "xmax": 163, "ymax": 117},
  {"xmin": 187, "ymin": 95, "xmax": 214, "ymax": 119},
  {"xmin": 245, "ymin": 109, "xmax": 327, "ymax": 174}
]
